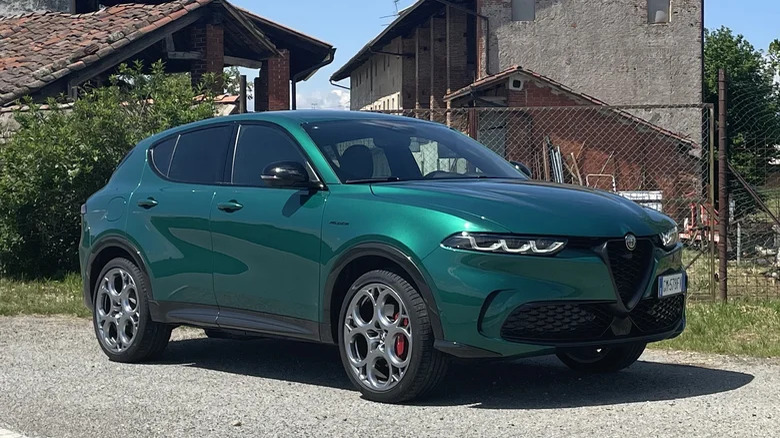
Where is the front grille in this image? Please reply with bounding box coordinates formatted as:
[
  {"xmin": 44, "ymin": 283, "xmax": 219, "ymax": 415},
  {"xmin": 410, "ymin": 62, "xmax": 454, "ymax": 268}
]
[
  {"xmin": 500, "ymin": 296, "xmax": 684, "ymax": 344},
  {"xmin": 499, "ymin": 303, "xmax": 612, "ymax": 343},
  {"xmin": 631, "ymin": 295, "xmax": 685, "ymax": 333},
  {"xmin": 606, "ymin": 239, "xmax": 654, "ymax": 305}
]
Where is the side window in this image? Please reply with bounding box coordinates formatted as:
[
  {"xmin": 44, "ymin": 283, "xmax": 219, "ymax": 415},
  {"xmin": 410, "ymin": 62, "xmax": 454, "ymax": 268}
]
[
  {"xmin": 232, "ymin": 124, "xmax": 308, "ymax": 187},
  {"xmin": 648, "ymin": 0, "xmax": 670, "ymax": 23},
  {"xmin": 168, "ymin": 125, "xmax": 233, "ymax": 184},
  {"xmin": 150, "ymin": 137, "xmax": 177, "ymax": 177}
]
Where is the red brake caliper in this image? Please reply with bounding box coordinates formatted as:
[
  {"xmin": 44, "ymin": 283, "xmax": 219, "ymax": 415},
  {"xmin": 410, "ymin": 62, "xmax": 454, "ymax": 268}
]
[{"xmin": 393, "ymin": 312, "xmax": 408, "ymax": 359}]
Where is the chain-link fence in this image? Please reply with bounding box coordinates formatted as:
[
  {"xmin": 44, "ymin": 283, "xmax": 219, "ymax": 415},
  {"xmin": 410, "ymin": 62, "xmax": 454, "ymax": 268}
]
[
  {"xmin": 370, "ymin": 105, "xmax": 716, "ymax": 298},
  {"xmin": 721, "ymin": 79, "xmax": 780, "ymax": 299}
]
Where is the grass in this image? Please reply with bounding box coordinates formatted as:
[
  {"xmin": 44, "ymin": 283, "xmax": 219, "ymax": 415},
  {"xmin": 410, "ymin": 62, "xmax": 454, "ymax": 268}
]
[
  {"xmin": 0, "ymin": 274, "xmax": 89, "ymax": 318},
  {"xmin": 654, "ymin": 299, "xmax": 780, "ymax": 358},
  {"xmin": 1, "ymin": 275, "xmax": 779, "ymax": 357}
]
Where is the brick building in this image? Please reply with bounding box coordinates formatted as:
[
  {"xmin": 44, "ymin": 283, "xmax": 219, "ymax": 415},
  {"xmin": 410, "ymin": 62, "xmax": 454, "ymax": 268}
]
[
  {"xmin": 331, "ymin": 0, "xmax": 703, "ymax": 138},
  {"xmin": 0, "ymin": 0, "xmax": 334, "ymax": 110}
]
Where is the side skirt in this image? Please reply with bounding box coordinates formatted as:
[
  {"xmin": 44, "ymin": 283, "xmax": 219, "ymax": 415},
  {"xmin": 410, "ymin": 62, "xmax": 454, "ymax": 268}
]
[{"xmin": 148, "ymin": 301, "xmax": 321, "ymax": 343}]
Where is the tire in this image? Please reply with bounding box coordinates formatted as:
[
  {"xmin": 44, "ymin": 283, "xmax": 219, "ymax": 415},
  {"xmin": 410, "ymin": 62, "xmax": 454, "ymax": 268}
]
[
  {"xmin": 338, "ymin": 269, "xmax": 448, "ymax": 403},
  {"xmin": 556, "ymin": 342, "xmax": 646, "ymax": 373},
  {"xmin": 92, "ymin": 257, "xmax": 172, "ymax": 363}
]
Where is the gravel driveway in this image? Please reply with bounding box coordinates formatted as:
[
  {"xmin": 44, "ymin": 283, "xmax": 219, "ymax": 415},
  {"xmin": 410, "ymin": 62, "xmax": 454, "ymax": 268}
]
[{"xmin": 0, "ymin": 316, "xmax": 777, "ymax": 437}]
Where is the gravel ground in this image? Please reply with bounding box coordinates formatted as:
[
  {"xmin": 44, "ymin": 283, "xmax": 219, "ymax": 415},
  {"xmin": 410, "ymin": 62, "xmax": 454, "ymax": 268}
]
[{"xmin": 0, "ymin": 316, "xmax": 777, "ymax": 438}]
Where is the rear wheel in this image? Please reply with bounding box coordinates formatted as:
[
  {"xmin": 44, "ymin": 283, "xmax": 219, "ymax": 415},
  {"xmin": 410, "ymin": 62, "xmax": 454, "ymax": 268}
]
[
  {"xmin": 556, "ymin": 343, "xmax": 646, "ymax": 373},
  {"xmin": 92, "ymin": 258, "xmax": 171, "ymax": 363},
  {"xmin": 338, "ymin": 270, "xmax": 448, "ymax": 403}
]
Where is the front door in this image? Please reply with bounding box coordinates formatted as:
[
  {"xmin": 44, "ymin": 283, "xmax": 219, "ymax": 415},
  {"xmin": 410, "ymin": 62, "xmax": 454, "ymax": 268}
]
[{"xmin": 211, "ymin": 123, "xmax": 327, "ymax": 335}]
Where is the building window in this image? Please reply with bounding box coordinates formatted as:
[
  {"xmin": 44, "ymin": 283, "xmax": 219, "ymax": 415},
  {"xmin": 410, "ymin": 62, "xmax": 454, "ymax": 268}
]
[
  {"xmin": 511, "ymin": 0, "xmax": 535, "ymax": 21},
  {"xmin": 648, "ymin": 0, "xmax": 670, "ymax": 24}
]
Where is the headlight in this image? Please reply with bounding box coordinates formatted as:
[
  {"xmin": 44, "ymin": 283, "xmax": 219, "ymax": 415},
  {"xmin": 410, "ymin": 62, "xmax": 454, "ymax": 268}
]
[
  {"xmin": 660, "ymin": 225, "xmax": 679, "ymax": 249},
  {"xmin": 442, "ymin": 232, "xmax": 567, "ymax": 256}
]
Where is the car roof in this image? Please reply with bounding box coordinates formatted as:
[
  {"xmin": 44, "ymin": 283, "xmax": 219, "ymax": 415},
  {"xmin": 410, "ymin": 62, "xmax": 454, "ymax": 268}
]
[{"xmin": 139, "ymin": 110, "xmax": 436, "ymax": 148}]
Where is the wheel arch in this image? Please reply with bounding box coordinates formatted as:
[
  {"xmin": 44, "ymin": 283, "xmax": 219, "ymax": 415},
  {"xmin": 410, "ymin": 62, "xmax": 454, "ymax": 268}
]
[
  {"xmin": 321, "ymin": 242, "xmax": 443, "ymax": 344},
  {"xmin": 85, "ymin": 236, "xmax": 150, "ymax": 308}
]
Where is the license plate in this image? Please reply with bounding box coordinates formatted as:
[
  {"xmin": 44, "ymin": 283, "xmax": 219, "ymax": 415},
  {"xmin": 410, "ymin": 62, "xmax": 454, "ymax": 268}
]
[{"xmin": 659, "ymin": 273, "xmax": 686, "ymax": 298}]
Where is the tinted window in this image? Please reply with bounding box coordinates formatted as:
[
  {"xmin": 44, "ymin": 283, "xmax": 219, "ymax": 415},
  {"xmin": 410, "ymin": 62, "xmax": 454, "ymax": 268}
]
[
  {"xmin": 150, "ymin": 137, "xmax": 177, "ymax": 177},
  {"xmin": 168, "ymin": 126, "xmax": 233, "ymax": 184},
  {"xmin": 232, "ymin": 124, "xmax": 308, "ymax": 187},
  {"xmin": 304, "ymin": 119, "xmax": 525, "ymax": 183}
]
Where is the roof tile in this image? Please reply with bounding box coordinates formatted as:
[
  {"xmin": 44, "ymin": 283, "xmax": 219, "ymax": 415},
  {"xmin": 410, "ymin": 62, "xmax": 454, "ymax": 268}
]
[{"xmin": 0, "ymin": 0, "xmax": 213, "ymax": 105}]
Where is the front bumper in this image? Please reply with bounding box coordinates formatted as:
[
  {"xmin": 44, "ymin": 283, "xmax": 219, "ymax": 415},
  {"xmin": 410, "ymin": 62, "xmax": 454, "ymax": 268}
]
[{"xmin": 422, "ymin": 238, "xmax": 686, "ymax": 358}]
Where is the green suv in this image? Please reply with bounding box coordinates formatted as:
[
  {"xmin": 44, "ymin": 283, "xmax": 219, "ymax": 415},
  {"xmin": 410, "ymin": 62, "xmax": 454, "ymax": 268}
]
[{"xmin": 80, "ymin": 111, "xmax": 686, "ymax": 403}]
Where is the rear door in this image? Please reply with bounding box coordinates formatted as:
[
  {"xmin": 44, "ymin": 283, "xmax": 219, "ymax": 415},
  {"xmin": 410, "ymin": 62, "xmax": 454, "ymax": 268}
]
[
  {"xmin": 127, "ymin": 124, "xmax": 234, "ymax": 316},
  {"xmin": 211, "ymin": 122, "xmax": 327, "ymax": 334}
]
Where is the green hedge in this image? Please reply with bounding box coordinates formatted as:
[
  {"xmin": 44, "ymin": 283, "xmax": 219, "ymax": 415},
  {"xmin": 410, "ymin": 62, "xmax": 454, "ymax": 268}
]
[{"xmin": 0, "ymin": 61, "xmax": 217, "ymax": 278}]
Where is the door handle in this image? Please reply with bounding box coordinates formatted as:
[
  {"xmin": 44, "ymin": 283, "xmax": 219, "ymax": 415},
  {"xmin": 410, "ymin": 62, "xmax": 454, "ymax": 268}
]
[
  {"xmin": 137, "ymin": 198, "xmax": 158, "ymax": 209},
  {"xmin": 217, "ymin": 201, "xmax": 244, "ymax": 213}
]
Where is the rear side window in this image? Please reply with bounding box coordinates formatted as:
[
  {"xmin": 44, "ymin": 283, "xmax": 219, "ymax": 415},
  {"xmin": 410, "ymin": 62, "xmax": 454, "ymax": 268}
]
[
  {"xmin": 231, "ymin": 124, "xmax": 309, "ymax": 187},
  {"xmin": 167, "ymin": 125, "xmax": 234, "ymax": 184},
  {"xmin": 150, "ymin": 137, "xmax": 177, "ymax": 176}
]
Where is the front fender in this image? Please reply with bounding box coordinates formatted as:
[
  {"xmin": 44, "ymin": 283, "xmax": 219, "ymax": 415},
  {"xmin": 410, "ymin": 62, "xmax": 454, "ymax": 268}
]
[{"xmin": 320, "ymin": 241, "xmax": 444, "ymax": 344}]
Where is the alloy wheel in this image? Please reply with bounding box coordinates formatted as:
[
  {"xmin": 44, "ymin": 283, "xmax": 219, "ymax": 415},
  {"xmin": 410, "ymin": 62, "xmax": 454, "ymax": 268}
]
[
  {"xmin": 95, "ymin": 268, "xmax": 141, "ymax": 353},
  {"xmin": 343, "ymin": 283, "xmax": 412, "ymax": 392}
]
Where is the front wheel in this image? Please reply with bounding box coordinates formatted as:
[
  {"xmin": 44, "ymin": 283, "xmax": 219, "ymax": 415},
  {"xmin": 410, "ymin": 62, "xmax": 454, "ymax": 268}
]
[
  {"xmin": 556, "ymin": 343, "xmax": 646, "ymax": 373},
  {"xmin": 338, "ymin": 270, "xmax": 448, "ymax": 403}
]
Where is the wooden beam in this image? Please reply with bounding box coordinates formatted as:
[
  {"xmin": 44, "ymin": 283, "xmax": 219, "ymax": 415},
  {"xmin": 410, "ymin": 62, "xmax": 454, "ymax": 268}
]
[
  {"xmin": 224, "ymin": 55, "xmax": 264, "ymax": 69},
  {"xmin": 167, "ymin": 51, "xmax": 202, "ymax": 60}
]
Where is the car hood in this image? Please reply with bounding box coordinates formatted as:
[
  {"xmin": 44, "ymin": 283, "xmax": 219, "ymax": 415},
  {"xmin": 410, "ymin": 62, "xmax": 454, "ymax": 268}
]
[{"xmin": 370, "ymin": 179, "xmax": 674, "ymax": 237}]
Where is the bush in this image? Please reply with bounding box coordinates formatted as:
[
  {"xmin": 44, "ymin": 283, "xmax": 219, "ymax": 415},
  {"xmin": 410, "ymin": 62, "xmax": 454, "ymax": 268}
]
[{"xmin": 0, "ymin": 61, "xmax": 217, "ymax": 278}]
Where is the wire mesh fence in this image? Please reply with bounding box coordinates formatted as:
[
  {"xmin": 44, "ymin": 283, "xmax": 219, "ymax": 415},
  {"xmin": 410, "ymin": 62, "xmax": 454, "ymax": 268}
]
[
  {"xmin": 369, "ymin": 105, "xmax": 716, "ymax": 299},
  {"xmin": 721, "ymin": 80, "xmax": 780, "ymax": 299}
]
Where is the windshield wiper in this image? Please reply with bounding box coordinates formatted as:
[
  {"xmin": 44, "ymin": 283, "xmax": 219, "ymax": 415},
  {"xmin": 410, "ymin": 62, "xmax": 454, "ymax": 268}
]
[{"xmin": 345, "ymin": 177, "xmax": 402, "ymax": 184}]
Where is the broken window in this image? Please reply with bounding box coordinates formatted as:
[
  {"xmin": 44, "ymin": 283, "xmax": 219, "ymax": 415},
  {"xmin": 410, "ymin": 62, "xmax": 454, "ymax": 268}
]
[
  {"xmin": 648, "ymin": 0, "xmax": 671, "ymax": 24},
  {"xmin": 511, "ymin": 0, "xmax": 535, "ymax": 21}
]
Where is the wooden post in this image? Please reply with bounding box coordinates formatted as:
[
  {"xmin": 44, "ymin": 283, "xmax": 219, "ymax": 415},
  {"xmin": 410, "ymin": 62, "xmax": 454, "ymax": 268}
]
[
  {"xmin": 239, "ymin": 75, "xmax": 248, "ymax": 114},
  {"xmin": 467, "ymin": 108, "xmax": 478, "ymax": 139},
  {"xmin": 718, "ymin": 69, "xmax": 729, "ymax": 302}
]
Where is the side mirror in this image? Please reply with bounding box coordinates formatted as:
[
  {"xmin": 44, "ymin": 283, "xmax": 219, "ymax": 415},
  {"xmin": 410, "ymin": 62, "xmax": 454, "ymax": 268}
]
[
  {"xmin": 510, "ymin": 161, "xmax": 532, "ymax": 178},
  {"xmin": 261, "ymin": 161, "xmax": 312, "ymax": 188}
]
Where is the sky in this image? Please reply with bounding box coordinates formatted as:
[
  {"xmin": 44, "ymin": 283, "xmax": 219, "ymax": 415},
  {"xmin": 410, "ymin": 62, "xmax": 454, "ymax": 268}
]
[{"xmin": 231, "ymin": 0, "xmax": 780, "ymax": 110}]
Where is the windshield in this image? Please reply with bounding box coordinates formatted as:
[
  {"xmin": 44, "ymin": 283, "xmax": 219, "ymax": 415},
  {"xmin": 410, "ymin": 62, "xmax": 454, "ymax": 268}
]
[{"xmin": 302, "ymin": 119, "xmax": 526, "ymax": 183}]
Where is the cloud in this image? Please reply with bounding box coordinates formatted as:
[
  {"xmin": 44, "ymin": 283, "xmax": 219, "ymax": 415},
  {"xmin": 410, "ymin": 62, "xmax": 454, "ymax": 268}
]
[{"xmin": 296, "ymin": 89, "xmax": 350, "ymax": 110}]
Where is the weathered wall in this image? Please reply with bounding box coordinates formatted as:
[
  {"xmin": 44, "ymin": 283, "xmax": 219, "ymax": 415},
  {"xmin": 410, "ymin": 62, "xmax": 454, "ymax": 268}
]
[
  {"xmin": 479, "ymin": 0, "xmax": 703, "ymax": 139},
  {"xmin": 350, "ymin": 37, "xmax": 404, "ymax": 111},
  {"xmin": 0, "ymin": 0, "xmax": 69, "ymax": 15}
]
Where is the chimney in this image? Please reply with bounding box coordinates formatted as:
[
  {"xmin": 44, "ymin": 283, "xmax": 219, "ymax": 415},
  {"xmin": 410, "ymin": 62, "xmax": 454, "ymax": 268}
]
[{"xmin": 70, "ymin": 0, "xmax": 100, "ymax": 13}]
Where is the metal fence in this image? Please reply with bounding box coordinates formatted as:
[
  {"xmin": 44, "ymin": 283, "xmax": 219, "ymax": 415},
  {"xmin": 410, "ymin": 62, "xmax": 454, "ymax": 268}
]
[
  {"xmin": 721, "ymin": 79, "xmax": 780, "ymax": 299},
  {"xmin": 371, "ymin": 105, "xmax": 716, "ymax": 299}
]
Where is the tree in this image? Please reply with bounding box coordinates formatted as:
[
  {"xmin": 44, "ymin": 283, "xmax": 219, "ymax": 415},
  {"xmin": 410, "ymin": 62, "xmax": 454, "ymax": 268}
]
[
  {"xmin": 0, "ymin": 61, "xmax": 217, "ymax": 278},
  {"xmin": 704, "ymin": 27, "xmax": 780, "ymax": 189},
  {"xmin": 223, "ymin": 66, "xmax": 253, "ymax": 100}
]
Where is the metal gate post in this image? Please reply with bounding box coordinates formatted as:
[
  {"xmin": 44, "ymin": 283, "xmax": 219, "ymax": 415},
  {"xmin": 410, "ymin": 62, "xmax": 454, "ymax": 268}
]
[
  {"xmin": 709, "ymin": 104, "xmax": 717, "ymax": 299},
  {"xmin": 718, "ymin": 69, "xmax": 729, "ymax": 302}
]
